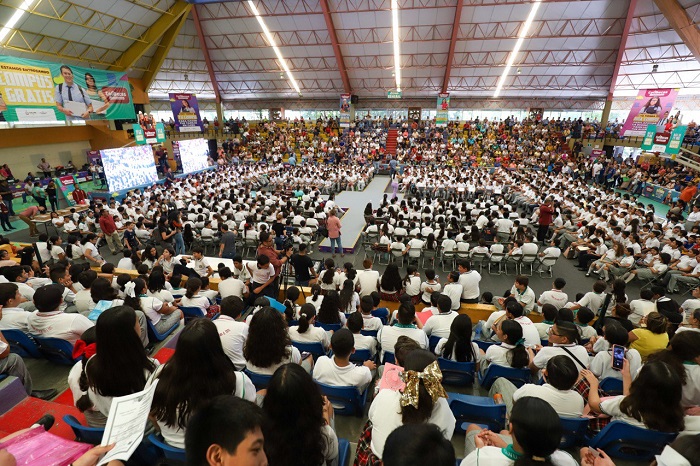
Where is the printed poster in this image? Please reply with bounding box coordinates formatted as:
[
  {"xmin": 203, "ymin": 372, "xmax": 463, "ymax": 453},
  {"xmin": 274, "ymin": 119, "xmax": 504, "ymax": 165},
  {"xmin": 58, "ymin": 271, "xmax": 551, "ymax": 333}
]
[
  {"xmin": 0, "ymin": 55, "xmax": 135, "ymax": 122},
  {"xmin": 339, "ymin": 94, "xmax": 351, "ymax": 128},
  {"xmin": 169, "ymin": 93, "xmax": 203, "ymax": 133},
  {"xmin": 436, "ymin": 93, "xmax": 450, "ymax": 126},
  {"xmin": 620, "ymin": 88, "xmax": 679, "ymax": 137}
]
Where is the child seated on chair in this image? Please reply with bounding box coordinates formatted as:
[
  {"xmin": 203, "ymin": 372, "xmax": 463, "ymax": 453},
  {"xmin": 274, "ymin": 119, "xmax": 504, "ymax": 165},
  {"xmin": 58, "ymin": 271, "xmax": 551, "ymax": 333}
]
[
  {"xmin": 574, "ymin": 306, "xmax": 598, "ymax": 340},
  {"xmin": 288, "ymin": 303, "xmax": 330, "ymax": 350},
  {"xmin": 360, "ymin": 295, "xmax": 383, "ymax": 332},
  {"xmin": 534, "ymin": 304, "xmax": 557, "ymax": 341},
  {"xmin": 419, "ymin": 269, "xmax": 441, "ymax": 306},
  {"xmin": 312, "ymin": 328, "xmax": 376, "ymax": 392},
  {"xmin": 347, "ymin": 311, "xmax": 378, "ymax": 358}
]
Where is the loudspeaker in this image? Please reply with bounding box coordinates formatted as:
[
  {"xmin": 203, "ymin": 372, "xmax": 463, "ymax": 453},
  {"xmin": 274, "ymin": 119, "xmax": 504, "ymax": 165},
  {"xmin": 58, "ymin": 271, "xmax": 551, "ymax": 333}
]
[
  {"xmin": 351, "ymin": 95, "xmax": 359, "ymax": 105},
  {"xmin": 208, "ymin": 139, "xmax": 218, "ymax": 156}
]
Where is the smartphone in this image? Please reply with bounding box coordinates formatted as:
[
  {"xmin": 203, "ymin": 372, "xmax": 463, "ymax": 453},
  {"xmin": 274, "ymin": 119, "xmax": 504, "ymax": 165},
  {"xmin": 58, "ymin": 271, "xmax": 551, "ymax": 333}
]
[
  {"xmin": 587, "ymin": 447, "xmax": 601, "ymax": 458},
  {"xmin": 301, "ymin": 351, "xmax": 311, "ymax": 360},
  {"xmin": 611, "ymin": 344, "xmax": 625, "ymax": 371}
]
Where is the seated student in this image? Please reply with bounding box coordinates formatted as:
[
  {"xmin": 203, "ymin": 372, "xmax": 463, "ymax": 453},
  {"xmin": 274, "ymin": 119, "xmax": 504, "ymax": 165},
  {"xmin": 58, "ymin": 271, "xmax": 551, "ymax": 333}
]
[
  {"xmin": 423, "ymin": 294, "xmax": 458, "ymax": 339},
  {"xmin": 3, "ymin": 265, "xmax": 37, "ymax": 304},
  {"xmin": 317, "ymin": 290, "xmax": 347, "ymax": 326},
  {"xmin": 117, "ymin": 249, "xmax": 138, "ymax": 270},
  {"xmin": 482, "ymin": 319, "xmax": 530, "ymax": 372},
  {"xmin": 244, "ymin": 307, "xmax": 309, "ymax": 375},
  {"xmin": 487, "ymin": 300, "xmax": 540, "ymax": 347},
  {"xmin": 147, "ymin": 270, "xmax": 175, "ymax": 304},
  {"xmin": 462, "ymin": 397, "xmax": 577, "ymax": 466},
  {"xmin": 185, "ymin": 395, "xmax": 267, "ymax": 466},
  {"xmin": 378, "ymin": 302, "xmax": 428, "ymax": 361},
  {"xmin": 359, "ymin": 295, "xmax": 383, "ymax": 332},
  {"xmin": 534, "ymin": 303, "xmax": 557, "ymax": 341},
  {"xmin": 74, "ymin": 270, "xmax": 98, "ymax": 314},
  {"xmin": 589, "ymin": 321, "xmax": 642, "ymax": 381},
  {"xmin": 628, "ymin": 311, "xmax": 669, "ymax": 361},
  {"xmin": 567, "ymin": 280, "xmax": 606, "ymax": 312},
  {"xmin": 199, "ymin": 277, "xmax": 219, "ymax": 302},
  {"xmin": 150, "ymin": 319, "xmax": 256, "ymax": 449},
  {"xmin": 582, "ymin": 360, "xmax": 685, "ymax": 434},
  {"xmin": 498, "ymin": 275, "xmax": 536, "ymax": 315},
  {"xmin": 441, "ymin": 272, "xmax": 463, "ymax": 311},
  {"xmin": 574, "ymin": 307, "xmax": 598, "ymax": 340},
  {"xmin": 402, "ymin": 266, "xmax": 422, "ymax": 304},
  {"xmin": 262, "ymin": 364, "xmax": 338, "ymax": 466},
  {"xmin": 313, "ymin": 328, "xmax": 375, "ymax": 392},
  {"xmin": 419, "ymin": 269, "xmax": 441, "ymax": 305},
  {"xmin": 0, "ymin": 283, "xmax": 30, "ymax": 330},
  {"xmin": 123, "ymin": 278, "xmax": 183, "ymax": 335},
  {"xmin": 370, "ymin": 291, "xmax": 390, "ymax": 322},
  {"xmin": 529, "ymin": 321, "xmax": 590, "ymax": 373},
  {"xmin": 537, "ymin": 277, "xmax": 568, "ymax": 310},
  {"xmin": 481, "ymin": 291, "xmax": 494, "ymax": 305},
  {"xmin": 179, "ymin": 277, "xmax": 211, "ymax": 315},
  {"xmin": 318, "ymin": 258, "xmax": 339, "ymax": 292},
  {"xmin": 365, "ymin": 350, "xmax": 455, "ymax": 462},
  {"xmin": 218, "ymin": 266, "xmax": 248, "ymax": 300},
  {"xmin": 648, "ymin": 331, "xmax": 700, "ymax": 408},
  {"xmin": 281, "ymin": 286, "xmax": 301, "ymax": 322},
  {"xmin": 288, "ymin": 304, "xmax": 330, "ymax": 350},
  {"xmin": 435, "ymin": 314, "xmax": 482, "ymax": 365},
  {"xmin": 383, "ymin": 424, "xmax": 456, "ymax": 466},
  {"xmin": 490, "ymin": 355, "xmax": 584, "ymax": 418},
  {"xmin": 49, "ymin": 265, "xmax": 78, "ymax": 313},
  {"xmin": 421, "ymin": 291, "xmax": 441, "ymax": 315},
  {"xmin": 213, "ymin": 296, "xmax": 249, "ymax": 371},
  {"xmin": 26, "ymin": 284, "xmax": 94, "ymax": 345},
  {"xmin": 346, "ymin": 311, "xmax": 378, "ymax": 358},
  {"xmin": 230, "ymin": 254, "xmax": 251, "ymax": 284},
  {"xmin": 305, "ymin": 283, "xmax": 324, "ymax": 311},
  {"xmin": 68, "ymin": 306, "xmax": 158, "ymax": 427},
  {"xmin": 339, "ymin": 278, "xmax": 360, "ymax": 313}
]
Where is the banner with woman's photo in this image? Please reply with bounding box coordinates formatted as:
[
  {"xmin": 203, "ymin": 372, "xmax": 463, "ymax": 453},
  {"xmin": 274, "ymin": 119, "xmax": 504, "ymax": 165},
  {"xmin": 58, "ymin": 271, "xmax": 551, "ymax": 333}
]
[
  {"xmin": 0, "ymin": 55, "xmax": 135, "ymax": 122},
  {"xmin": 169, "ymin": 93, "xmax": 203, "ymax": 133},
  {"xmin": 619, "ymin": 88, "xmax": 679, "ymax": 137}
]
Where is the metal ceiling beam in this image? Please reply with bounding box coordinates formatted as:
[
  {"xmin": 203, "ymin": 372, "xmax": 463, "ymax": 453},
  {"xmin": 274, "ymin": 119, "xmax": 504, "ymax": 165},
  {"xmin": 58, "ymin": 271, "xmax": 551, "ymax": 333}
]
[
  {"xmin": 191, "ymin": 5, "xmax": 222, "ymax": 103},
  {"xmin": 608, "ymin": 0, "xmax": 638, "ymax": 99},
  {"xmin": 442, "ymin": 0, "xmax": 463, "ymax": 93},
  {"xmin": 109, "ymin": 1, "xmax": 192, "ymax": 72},
  {"xmin": 652, "ymin": 0, "xmax": 700, "ymax": 63},
  {"xmin": 141, "ymin": 9, "xmax": 190, "ymax": 91},
  {"xmin": 319, "ymin": 0, "xmax": 352, "ymax": 93}
]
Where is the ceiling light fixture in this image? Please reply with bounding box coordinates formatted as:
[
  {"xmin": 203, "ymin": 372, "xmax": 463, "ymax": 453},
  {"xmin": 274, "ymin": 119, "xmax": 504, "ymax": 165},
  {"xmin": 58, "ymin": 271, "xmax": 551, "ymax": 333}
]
[
  {"xmin": 391, "ymin": 0, "xmax": 401, "ymax": 92},
  {"xmin": 247, "ymin": 0, "xmax": 301, "ymax": 94},
  {"xmin": 0, "ymin": 0, "xmax": 38, "ymax": 44},
  {"xmin": 493, "ymin": 0, "xmax": 541, "ymax": 98}
]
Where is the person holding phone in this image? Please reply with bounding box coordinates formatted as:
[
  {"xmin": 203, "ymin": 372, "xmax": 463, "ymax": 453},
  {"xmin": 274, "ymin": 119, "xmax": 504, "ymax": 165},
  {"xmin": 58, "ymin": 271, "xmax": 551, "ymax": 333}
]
[{"xmin": 588, "ymin": 321, "xmax": 642, "ymax": 381}]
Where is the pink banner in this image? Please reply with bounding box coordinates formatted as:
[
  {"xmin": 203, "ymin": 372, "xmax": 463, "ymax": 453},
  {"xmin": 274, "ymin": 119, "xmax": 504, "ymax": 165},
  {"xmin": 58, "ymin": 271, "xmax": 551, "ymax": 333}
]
[{"xmin": 620, "ymin": 88, "xmax": 679, "ymax": 137}]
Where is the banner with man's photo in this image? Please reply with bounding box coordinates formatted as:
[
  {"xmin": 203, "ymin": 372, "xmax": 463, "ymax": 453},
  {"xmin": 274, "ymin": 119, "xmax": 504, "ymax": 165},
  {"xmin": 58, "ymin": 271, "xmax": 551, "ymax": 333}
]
[
  {"xmin": 169, "ymin": 93, "xmax": 203, "ymax": 133},
  {"xmin": 619, "ymin": 88, "xmax": 679, "ymax": 137},
  {"xmin": 0, "ymin": 55, "xmax": 136, "ymax": 122}
]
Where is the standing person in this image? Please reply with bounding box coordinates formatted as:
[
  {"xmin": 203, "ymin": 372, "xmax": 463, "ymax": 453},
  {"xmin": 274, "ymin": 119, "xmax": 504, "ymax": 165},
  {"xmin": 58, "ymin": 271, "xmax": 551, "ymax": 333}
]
[
  {"xmin": 0, "ymin": 200, "xmax": 12, "ymax": 231},
  {"xmin": 31, "ymin": 181, "xmax": 47, "ymax": 209},
  {"xmin": 0, "ymin": 180, "xmax": 14, "ymax": 216},
  {"xmin": 18, "ymin": 204, "xmax": 45, "ymax": 237},
  {"xmin": 37, "ymin": 158, "xmax": 52, "ymax": 179},
  {"xmin": 326, "ymin": 209, "xmax": 343, "ymax": 257},
  {"xmin": 218, "ymin": 224, "xmax": 237, "ymax": 259},
  {"xmin": 290, "ymin": 243, "xmax": 317, "ymax": 286},
  {"xmin": 98, "ymin": 210, "xmax": 121, "ymax": 255},
  {"xmin": 537, "ymin": 197, "xmax": 554, "ymax": 243},
  {"xmin": 45, "ymin": 180, "xmax": 58, "ymax": 212},
  {"xmin": 256, "ymin": 231, "xmax": 292, "ymax": 297}
]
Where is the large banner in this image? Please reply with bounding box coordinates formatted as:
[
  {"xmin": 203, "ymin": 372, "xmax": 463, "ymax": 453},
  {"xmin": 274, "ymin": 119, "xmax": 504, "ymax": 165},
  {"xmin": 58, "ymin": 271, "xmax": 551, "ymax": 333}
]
[
  {"xmin": 436, "ymin": 93, "xmax": 450, "ymax": 126},
  {"xmin": 169, "ymin": 93, "xmax": 203, "ymax": 133},
  {"xmin": 0, "ymin": 55, "xmax": 135, "ymax": 122},
  {"xmin": 640, "ymin": 124, "xmax": 688, "ymax": 155},
  {"xmin": 56, "ymin": 175, "xmax": 77, "ymax": 206},
  {"xmin": 620, "ymin": 88, "xmax": 679, "ymax": 137},
  {"xmin": 339, "ymin": 94, "xmax": 351, "ymax": 128}
]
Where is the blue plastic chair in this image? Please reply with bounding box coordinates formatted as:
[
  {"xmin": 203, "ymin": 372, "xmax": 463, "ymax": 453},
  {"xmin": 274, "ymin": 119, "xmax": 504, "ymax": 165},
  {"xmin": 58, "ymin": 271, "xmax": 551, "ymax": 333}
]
[
  {"xmin": 316, "ymin": 382, "xmax": 368, "ymax": 416},
  {"xmin": 382, "ymin": 351, "xmax": 395, "ymax": 364},
  {"xmin": 371, "ymin": 308, "xmax": 389, "ymax": 324},
  {"xmin": 447, "ymin": 392, "xmax": 506, "ymax": 433},
  {"xmin": 478, "ymin": 364, "xmax": 532, "ymax": 390},
  {"xmin": 146, "ymin": 318, "xmax": 179, "ymax": 342},
  {"xmin": 315, "ymin": 321, "xmax": 342, "ymax": 332},
  {"xmin": 2, "ymin": 329, "xmax": 42, "ymax": 358},
  {"xmin": 292, "ymin": 341, "xmax": 327, "ymax": 359},
  {"xmin": 149, "ymin": 433, "xmax": 186, "ymax": 462},
  {"xmin": 349, "ymin": 349, "xmax": 373, "ymax": 363},
  {"xmin": 63, "ymin": 415, "xmax": 104, "ymax": 444},
  {"xmin": 587, "ymin": 421, "xmax": 678, "ymax": 461},
  {"xmin": 438, "ymin": 358, "xmax": 476, "ymax": 386},
  {"xmin": 474, "ymin": 339, "xmax": 497, "ymax": 352},
  {"xmin": 360, "ymin": 329, "xmax": 378, "ymax": 337},
  {"xmin": 179, "ymin": 305, "xmax": 206, "ymax": 322},
  {"xmin": 600, "ymin": 377, "xmax": 624, "ymax": 395},
  {"xmin": 244, "ymin": 369, "xmax": 272, "ymax": 390},
  {"xmin": 559, "ymin": 416, "xmax": 589, "ymax": 448},
  {"xmin": 33, "ymin": 336, "xmax": 75, "ymax": 365},
  {"xmin": 338, "ymin": 438, "xmax": 350, "ymax": 466},
  {"xmin": 428, "ymin": 335, "xmax": 442, "ymax": 352}
]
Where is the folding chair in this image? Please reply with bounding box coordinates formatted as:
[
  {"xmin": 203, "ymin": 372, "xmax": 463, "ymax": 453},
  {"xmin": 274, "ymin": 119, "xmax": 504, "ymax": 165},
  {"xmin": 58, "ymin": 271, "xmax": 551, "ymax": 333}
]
[
  {"xmin": 587, "ymin": 421, "xmax": 678, "ymax": 461},
  {"xmin": 147, "ymin": 317, "xmax": 179, "ymax": 342},
  {"xmin": 488, "ymin": 252, "xmax": 506, "ymax": 275},
  {"xmin": 441, "ymin": 250, "xmax": 457, "ymax": 272},
  {"xmin": 315, "ymin": 322, "xmax": 342, "ymax": 332},
  {"xmin": 470, "ymin": 252, "xmax": 488, "ymax": 274},
  {"xmin": 599, "ymin": 377, "xmax": 624, "ymax": 395},
  {"xmin": 33, "ymin": 336, "xmax": 76, "ymax": 365},
  {"xmin": 421, "ymin": 248, "xmax": 437, "ymax": 268},
  {"xmin": 538, "ymin": 255, "xmax": 559, "ymax": 278},
  {"xmin": 64, "ymin": 415, "xmax": 105, "ymax": 444},
  {"xmin": 349, "ymin": 349, "xmax": 373, "ymax": 363},
  {"xmin": 428, "ymin": 335, "xmax": 442, "ymax": 352},
  {"xmin": 519, "ymin": 254, "xmax": 539, "ymax": 276},
  {"xmin": 478, "ymin": 364, "xmax": 532, "ymax": 390},
  {"xmin": 179, "ymin": 306, "xmax": 206, "ymax": 323},
  {"xmin": 390, "ymin": 246, "xmax": 405, "ymax": 268},
  {"xmin": 447, "ymin": 392, "xmax": 507, "ymax": 433},
  {"xmin": 316, "ymin": 382, "xmax": 369, "ymax": 416},
  {"xmin": 291, "ymin": 341, "xmax": 327, "ymax": 360},
  {"xmin": 438, "ymin": 358, "xmax": 476, "ymax": 386}
]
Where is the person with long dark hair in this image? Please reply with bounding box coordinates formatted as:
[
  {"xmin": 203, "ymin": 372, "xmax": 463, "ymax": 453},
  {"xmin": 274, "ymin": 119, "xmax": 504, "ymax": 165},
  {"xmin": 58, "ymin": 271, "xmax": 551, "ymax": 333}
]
[
  {"xmin": 379, "ymin": 263, "xmax": 403, "ymax": 301},
  {"xmin": 150, "ymin": 319, "xmax": 256, "ymax": 448},
  {"xmin": 338, "ymin": 278, "xmax": 360, "ymax": 313},
  {"xmin": 317, "ymin": 290, "xmax": 346, "ymax": 325},
  {"xmin": 288, "ymin": 303, "xmax": 330, "ymax": 350},
  {"xmin": 179, "ymin": 277, "xmax": 210, "ymax": 314},
  {"xmin": 123, "ymin": 278, "xmax": 182, "ymax": 335},
  {"xmin": 647, "ymin": 331, "xmax": 700, "ymax": 408},
  {"xmin": 68, "ymin": 306, "xmax": 157, "ymax": 427},
  {"xmin": 482, "ymin": 319, "xmax": 530, "ymax": 371},
  {"xmin": 262, "ymin": 364, "xmax": 338, "ymax": 465},
  {"xmin": 435, "ymin": 314, "xmax": 480, "ymax": 364},
  {"xmin": 244, "ymin": 307, "xmax": 307, "ymax": 375},
  {"xmin": 318, "ymin": 258, "xmax": 338, "ymax": 292},
  {"xmin": 147, "ymin": 269, "xmax": 175, "ymax": 303}
]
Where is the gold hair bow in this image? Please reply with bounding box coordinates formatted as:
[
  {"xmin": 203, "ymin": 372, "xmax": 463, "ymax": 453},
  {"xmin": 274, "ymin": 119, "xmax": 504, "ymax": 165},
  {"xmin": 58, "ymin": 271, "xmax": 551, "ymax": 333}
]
[{"xmin": 399, "ymin": 360, "xmax": 448, "ymax": 409}]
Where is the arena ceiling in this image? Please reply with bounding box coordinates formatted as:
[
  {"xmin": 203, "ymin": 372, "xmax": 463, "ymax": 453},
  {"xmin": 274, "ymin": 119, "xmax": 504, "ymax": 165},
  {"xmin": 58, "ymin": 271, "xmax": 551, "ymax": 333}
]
[{"xmin": 0, "ymin": 0, "xmax": 698, "ymax": 102}]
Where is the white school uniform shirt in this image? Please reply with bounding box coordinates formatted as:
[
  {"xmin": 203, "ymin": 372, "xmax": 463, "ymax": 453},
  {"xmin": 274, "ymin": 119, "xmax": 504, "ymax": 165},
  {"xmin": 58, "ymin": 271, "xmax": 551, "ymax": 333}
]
[
  {"xmin": 599, "ymin": 395, "xmax": 647, "ymax": 428},
  {"xmin": 218, "ymin": 277, "xmax": 247, "ymax": 299},
  {"xmin": 573, "ymin": 291, "xmax": 605, "ymax": 314},
  {"xmin": 353, "ymin": 333, "xmax": 377, "ymax": 356},
  {"xmin": 14, "ymin": 282, "xmax": 36, "ymax": 301},
  {"xmin": 420, "ymin": 280, "xmax": 441, "ymax": 303},
  {"xmin": 245, "ymin": 345, "xmax": 302, "ymax": 376},
  {"xmin": 26, "ymin": 310, "xmax": 94, "ymax": 345},
  {"xmin": 422, "ymin": 311, "xmax": 458, "ymax": 339},
  {"xmin": 628, "ymin": 299, "xmax": 656, "ymax": 326},
  {"xmin": 377, "ymin": 324, "xmax": 428, "ymax": 360},
  {"xmin": 513, "ymin": 383, "xmax": 584, "ymax": 417},
  {"xmin": 288, "ymin": 325, "xmax": 330, "ymax": 349},
  {"xmin": 213, "ymin": 315, "xmax": 249, "ymax": 370},
  {"xmin": 0, "ymin": 307, "xmax": 29, "ymax": 331},
  {"xmin": 192, "ymin": 257, "xmax": 210, "ymax": 277},
  {"xmin": 247, "ymin": 262, "xmax": 275, "ymax": 284},
  {"xmin": 461, "ymin": 447, "xmax": 577, "ymax": 466},
  {"xmin": 459, "ymin": 270, "xmax": 481, "ymax": 300},
  {"xmin": 590, "ymin": 348, "xmax": 642, "ymax": 381},
  {"xmin": 369, "ymin": 389, "xmax": 455, "ymax": 459},
  {"xmin": 532, "ymin": 344, "xmax": 590, "ymax": 370},
  {"xmin": 434, "ymin": 339, "xmax": 482, "ymax": 365},
  {"xmin": 538, "ymin": 289, "xmax": 569, "ymax": 309},
  {"xmin": 442, "ymin": 282, "xmax": 463, "ymax": 310},
  {"xmin": 312, "ymin": 356, "xmax": 372, "ymax": 392},
  {"xmin": 179, "ymin": 294, "xmax": 210, "ymax": 312},
  {"xmin": 484, "ymin": 343, "xmax": 520, "ymax": 368},
  {"xmin": 306, "ymin": 295, "xmax": 324, "ymax": 311},
  {"xmin": 404, "ymin": 276, "xmax": 421, "ymax": 297},
  {"xmin": 514, "ymin": 316, "xmax": 541, "ymax": 347},
  {"xmin": 357, "ymin": 269, "xmax": 380, "ymax": 297},
  {"xmin": 681, "ymin": 363, "xmax": 700, "ymax": 408}
]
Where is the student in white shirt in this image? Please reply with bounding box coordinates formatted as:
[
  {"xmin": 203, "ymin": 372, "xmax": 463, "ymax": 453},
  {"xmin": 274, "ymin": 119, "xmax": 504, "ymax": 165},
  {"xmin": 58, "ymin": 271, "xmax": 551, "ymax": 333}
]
[
  {"xmin": 356, "ymin": 258, "xmax": 380, "ymax": 297},
  {"xmin": 244, "ymin": 307, "xmax": 309, "ymax": 375},
  {"xmin": 338, "ymin": 279, "xmax": 360, "ymax": 314},
  {"xmin": 123, "ymin": 278, "xmax": 183, "ymax": 335},
  {"xmin": 358, "ymin": 295, "xmax": 383, "ymax": 332},
  {"xmin": 529, "ymin": 321, "xmax": 590, "ymax": 373},
  {"xmin": 441, "ymin": 271, "xmax": 463, "ymax": 311},
  {"xmin": 537, "ymin": 277, "xmax": 568, "ymax": 310},
  {"xmin": 420, "ymin": 269, "xmax": 441, "ymax": 305},
  {"xmin": 0, "ymin": 283, "xmax": 30, "ymax": 331},
  {"xmin": 483, "ymin": 319, "xmax": 531, "ymax": 372},
  {"xmin": 589, "ymin": 320, "xmax": 642, "ymax": 382},
  {"xmin": 212, "ymin": 296, "xmax": 249, "ymax": 371},
  {"xmin": 313, "ymin": 328, "xmax": 375, "ymax": 393},
  {"xmin": 346, "ymin": 311, "xmax": 378, "ymax": 357},
  {"xmin": 434, "ymin": 314, "xmax": 482, "ymax": 366},
  {"xmin": 378, "ymin": 302, "xmax": 428, "ymax": 362},
  {"xmin": 423, "ymin": 294, "xmax": 459, "ymax": 339},
  {"xmin": 26, "ymin": 284, "xmax": 94, "ymax": 345},
  {"xmin": 402, "ymin": 266, "xmax": 421, "ymax": 303},
  {"xmin": 288, "ymin": 304, "xmax": 330, "ymax": 350},
  {"xmin": 178, "ymin": 277, "xmax": 211, "ymax": 315},
  {"xmin": 457, "ymin": 260, "xmax": 481, "ymax": 303},
  {"xmin": 533, "ymin": 304, "xmax": 557, "ymax": 341},
  {"xmin": 498, "ymin": 275, "xmax": 536, "ymax": 315},
  {"xmin": 306, "ymin": 283, "xmax": 325, "ymax": 311},
  {"xmin": 368, "ymin": 350, "xmax": 455, "ymax": 460}
]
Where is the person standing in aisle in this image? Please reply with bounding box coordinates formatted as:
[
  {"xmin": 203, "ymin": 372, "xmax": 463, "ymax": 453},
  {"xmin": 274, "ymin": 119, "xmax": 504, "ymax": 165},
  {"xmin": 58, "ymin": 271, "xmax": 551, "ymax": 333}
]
[
  {"xmin": 537, "ymin": 197, "xmax": 554, "ymax": 244},
  {"xmin": 327, "ymin": 209, "xmax": 343, "ymax": 257}
]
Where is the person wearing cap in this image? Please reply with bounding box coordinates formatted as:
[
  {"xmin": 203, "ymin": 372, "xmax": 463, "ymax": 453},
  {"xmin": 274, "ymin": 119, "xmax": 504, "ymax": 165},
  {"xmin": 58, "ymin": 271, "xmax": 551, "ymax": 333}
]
[{"xmin": 26, "ymin": 284, "xmax": 93, "ymax": 345}]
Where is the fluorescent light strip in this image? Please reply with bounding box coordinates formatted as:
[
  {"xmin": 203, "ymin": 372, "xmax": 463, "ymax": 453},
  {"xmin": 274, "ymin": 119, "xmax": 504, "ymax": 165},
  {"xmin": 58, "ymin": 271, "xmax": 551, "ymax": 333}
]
[
  {"xmin": 493, "ymin": 0, "xmax": 541, "ymax": 98},
  {"xmin": 391, "ymin": 0, "xmax": 401, "ymax": 91},
  {"xmin": 0, "ymin": 0, "xmax": 37, "ymax": 44},
  {"xmin": 247, "ymin": 0, "xmax": 301, "ymax": 94}
]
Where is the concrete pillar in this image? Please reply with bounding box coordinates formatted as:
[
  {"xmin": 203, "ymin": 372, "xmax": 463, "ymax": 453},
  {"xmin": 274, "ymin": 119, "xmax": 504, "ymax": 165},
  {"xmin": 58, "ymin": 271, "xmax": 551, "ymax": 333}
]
[{"xmin": 600, "ymin": 99, "xmax": 613, "ymax": 129}]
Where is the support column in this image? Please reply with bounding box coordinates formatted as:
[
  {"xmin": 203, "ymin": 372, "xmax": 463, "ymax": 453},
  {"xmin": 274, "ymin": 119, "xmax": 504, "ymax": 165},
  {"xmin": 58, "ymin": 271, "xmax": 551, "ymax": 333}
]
[
  {"xmin": 600, "ymin": 99, "xmax": 613, "ymax": 129},
  {"xmin": 216, "ymin": 101, "xmax": 224, "ymax": 132}
]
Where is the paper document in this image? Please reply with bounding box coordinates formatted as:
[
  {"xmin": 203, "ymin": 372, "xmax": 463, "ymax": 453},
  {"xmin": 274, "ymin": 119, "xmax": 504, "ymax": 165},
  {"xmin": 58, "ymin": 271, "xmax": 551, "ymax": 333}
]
[
  {"xmin": 98, "ymin": 380, "xmax": 159, "ymax": 465},
  {"xmin": 64, "ymin": 100, "xmax": 87, "ymax": 116}
]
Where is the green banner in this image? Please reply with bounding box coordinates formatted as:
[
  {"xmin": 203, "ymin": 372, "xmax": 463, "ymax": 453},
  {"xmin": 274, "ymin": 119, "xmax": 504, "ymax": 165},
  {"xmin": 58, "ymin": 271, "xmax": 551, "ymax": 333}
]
[
  {"xmin": 133, "ymin": 124, "xmax": 146, "ymax": 144},
  {"xmin": 155, "ymin": 122, "xmax": 166, "ymax": 143},
  {"xmin": 0, "ymin": 55, "xmax": 136, "ymax": 123},
  {"xmin": 667, "ymin": 125, "xmax": 687, "ymax": 155},
  {"xmin": 640, "ymin": 125, "xmax": 656, "ymax": 151},
  {"xmin": 640, "ymin": 124, "xmax": 688, "ymax": 155}
]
